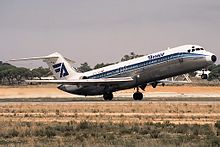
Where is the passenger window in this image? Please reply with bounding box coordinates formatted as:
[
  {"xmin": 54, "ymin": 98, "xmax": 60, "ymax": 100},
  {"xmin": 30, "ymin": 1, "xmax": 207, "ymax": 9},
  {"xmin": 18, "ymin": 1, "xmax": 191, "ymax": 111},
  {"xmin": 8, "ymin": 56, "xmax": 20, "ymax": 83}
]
[
  {"xmin": 201, "ymin": 48, "xmax": 204, "ymax": 50},
  {"xmin": 188, "ymin": 50, "xmax": 191, "ymax": 53},
  {"xmin": 192, "ymin": 49, "xmax": 195, "ymax": 52},
  {"xmin": 196, "ymin": 48, "xmax": 200, "ymax": 51}
]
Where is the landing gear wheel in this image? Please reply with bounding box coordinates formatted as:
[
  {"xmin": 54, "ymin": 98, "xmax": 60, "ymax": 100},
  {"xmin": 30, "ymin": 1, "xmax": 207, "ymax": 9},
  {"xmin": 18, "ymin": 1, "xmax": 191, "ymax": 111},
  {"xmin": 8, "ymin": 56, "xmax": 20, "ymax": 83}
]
[
  {"xmin": 133, "ymin": 92, "xmax": 143, "ymax": 100},
  {"xmin": 201, "ymin": 74, "xmax": 208, "ymax": 79},
  {"xmin": 103, "ymin": 93, "xmax": 113, "ymax": 101}
]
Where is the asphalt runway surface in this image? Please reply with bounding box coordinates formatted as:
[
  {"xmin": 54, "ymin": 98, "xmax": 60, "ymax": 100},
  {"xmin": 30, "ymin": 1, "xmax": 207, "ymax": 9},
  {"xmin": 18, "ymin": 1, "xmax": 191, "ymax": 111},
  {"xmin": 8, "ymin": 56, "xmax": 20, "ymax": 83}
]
[
  {"xmin": 1, "ymin": 86, "xmax": 220, "ymax": 104},
  {"xmin": 1, "ymin": 93, "xmax": 220, "ymax": 103},
  {"xmin": 1, "ymin": 96, "xmax": 220, "ymax": 105}
]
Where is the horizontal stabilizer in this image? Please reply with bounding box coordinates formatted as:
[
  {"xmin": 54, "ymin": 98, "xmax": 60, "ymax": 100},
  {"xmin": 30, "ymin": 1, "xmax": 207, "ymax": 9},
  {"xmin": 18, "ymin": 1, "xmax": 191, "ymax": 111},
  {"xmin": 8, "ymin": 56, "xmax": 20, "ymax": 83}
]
[
  {"xmin": 9, "ymin": 56, "xmax": 58, "ymax": 61},
  {"xmin": 9, "ymin": 52, "xmax": 75, "ymax": 64}
]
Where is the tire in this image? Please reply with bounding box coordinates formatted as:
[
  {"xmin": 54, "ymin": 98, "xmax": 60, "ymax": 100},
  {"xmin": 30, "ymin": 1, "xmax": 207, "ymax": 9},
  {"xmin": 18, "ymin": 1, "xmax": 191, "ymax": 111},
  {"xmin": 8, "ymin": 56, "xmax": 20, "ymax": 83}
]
[
  {"xmin": 103, "ymin": 93, "xmax": 113, "ymax": 101},
  {"xmin": 133, "ymin": 92, "xmax": 143, "ymax": 100}
]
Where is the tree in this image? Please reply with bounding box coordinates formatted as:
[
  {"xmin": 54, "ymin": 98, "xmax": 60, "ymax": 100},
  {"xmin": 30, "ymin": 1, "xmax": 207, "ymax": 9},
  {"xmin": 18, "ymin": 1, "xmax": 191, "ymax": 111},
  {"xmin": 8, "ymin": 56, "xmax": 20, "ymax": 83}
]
[
  {"xmin": 2, "ymin": 68, "xmax": 15, "ymax": 85},
  {"xmin": 0, "ymin": 67, "xmax": 31, "ymax": 85},
  {"xmin": 13, "ymin": 67, "xmax": 31, "ymax": 84},
  {"xmin": 31, "ymin": 67, "xmax": 52, "ymax": 79},
  {"xmin": 207, "ymin": 64, "xmax": 217, "ymax": 71},
  {"xmin": 0, "ymin": 64, "xmax": 16, "ymax": 84},
  {"xmin": 94, "ymin": 63, "xmax": 113, "ymax": 69},
  {"xmin": 121, "ymin": 52, "xmax": 144, "ymax": 61},
  {"xmin": 0, "ymin": 62, "xmax": 34, "ymax": 85},
  {"xmin": 209, "ymin": 64, "xmax": 220, "ymax": 81},
  {"xmin": 77, "ymin": 62, "xmax": 92, "ymax": 72}
]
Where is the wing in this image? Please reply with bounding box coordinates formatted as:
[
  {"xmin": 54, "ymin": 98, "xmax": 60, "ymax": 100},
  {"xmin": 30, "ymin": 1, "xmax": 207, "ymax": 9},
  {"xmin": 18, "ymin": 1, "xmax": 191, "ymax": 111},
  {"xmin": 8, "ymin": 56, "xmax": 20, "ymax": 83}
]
[
  {"xmin": 26, "ymin": 77, "xmax": 133, "ymax": 85},
  {"xmin": 158, "ymin": 79, "xmax": 191, "ymax": 84},
  {"xmin": 149, "ymin": 79, "xmax": 191, "ymax": 88}
]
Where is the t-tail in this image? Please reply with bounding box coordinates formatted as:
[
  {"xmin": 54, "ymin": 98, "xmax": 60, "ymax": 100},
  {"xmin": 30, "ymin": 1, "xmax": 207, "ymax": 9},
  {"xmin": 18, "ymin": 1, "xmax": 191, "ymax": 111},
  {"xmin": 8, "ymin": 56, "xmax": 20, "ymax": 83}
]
[{"xmin": 9, "ymin": 52, "xmax": 80, "ymax": 80}]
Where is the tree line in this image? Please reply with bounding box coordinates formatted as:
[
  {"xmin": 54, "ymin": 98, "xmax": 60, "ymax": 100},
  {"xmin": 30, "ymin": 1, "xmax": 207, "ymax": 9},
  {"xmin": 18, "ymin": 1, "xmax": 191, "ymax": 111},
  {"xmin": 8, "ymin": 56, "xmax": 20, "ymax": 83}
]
[
  {"xmin": 0, "ymin": 52, "xmax": 220, "ymax": 85},
  {"xmin": 0, "ymin": 61, "xmax": 51, "ymax": 85},
  {"xmin": 77, "ymin": 52, "xmax": 143, "ymax": 72}
]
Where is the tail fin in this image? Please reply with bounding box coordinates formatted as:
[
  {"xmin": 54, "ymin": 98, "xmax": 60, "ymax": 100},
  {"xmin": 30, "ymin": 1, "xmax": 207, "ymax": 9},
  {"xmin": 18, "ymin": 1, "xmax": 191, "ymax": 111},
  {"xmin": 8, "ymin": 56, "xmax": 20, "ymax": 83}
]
[
  {"xmin": 43, "ymin": 52, "xmax": 80, "ymax": 80},
  {"xmin": 10, "ymin": 52, "xmax": 79, "ymax": 80}
]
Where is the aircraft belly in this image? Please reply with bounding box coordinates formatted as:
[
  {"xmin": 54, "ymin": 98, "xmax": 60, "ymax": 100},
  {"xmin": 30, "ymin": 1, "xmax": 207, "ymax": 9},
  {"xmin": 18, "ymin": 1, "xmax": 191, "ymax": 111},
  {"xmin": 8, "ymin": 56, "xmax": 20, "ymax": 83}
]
[
  {"xmin": 59, "ymin": 85, "xmax": 104, "ymax": 95},
  {"xmin": 59, "ymin": 84, "xmax": 127, "ymax": 96}
]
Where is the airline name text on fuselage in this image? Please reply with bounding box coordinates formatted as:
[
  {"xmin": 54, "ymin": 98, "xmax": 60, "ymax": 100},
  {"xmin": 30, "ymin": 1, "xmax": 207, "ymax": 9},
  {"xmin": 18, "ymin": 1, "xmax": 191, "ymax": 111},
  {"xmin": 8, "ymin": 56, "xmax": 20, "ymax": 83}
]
[{"xmin": 148, "ymin": 52, "xmax": 165, "ymax": 60}]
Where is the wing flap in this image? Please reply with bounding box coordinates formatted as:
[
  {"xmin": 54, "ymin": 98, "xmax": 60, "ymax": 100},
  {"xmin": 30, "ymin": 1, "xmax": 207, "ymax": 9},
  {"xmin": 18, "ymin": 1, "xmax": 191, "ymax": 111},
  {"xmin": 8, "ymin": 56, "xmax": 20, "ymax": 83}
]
[
  {"xmin": 158, "ymin": 79, "xmax": 191, "ymax": 84},
  {"xmin": 26, "ymin": 77, "xmax": 133, "ymax": 85}
]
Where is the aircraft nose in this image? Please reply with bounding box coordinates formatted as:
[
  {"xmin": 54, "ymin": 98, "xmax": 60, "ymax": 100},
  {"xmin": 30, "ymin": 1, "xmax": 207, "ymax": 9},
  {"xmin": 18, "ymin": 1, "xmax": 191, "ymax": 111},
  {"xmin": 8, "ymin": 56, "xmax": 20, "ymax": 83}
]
[{"xmin": 211, "ymin": 55, "xmax": 217, "ymax": 63}]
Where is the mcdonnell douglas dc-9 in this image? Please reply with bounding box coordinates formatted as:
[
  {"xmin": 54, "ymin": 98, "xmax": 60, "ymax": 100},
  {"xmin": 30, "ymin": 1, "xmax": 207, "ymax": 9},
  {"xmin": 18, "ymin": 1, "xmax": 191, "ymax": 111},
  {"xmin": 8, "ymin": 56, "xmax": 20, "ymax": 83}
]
[{"xmin": 10, "ymin": 45, "xmax": 217, "ymax": 100}]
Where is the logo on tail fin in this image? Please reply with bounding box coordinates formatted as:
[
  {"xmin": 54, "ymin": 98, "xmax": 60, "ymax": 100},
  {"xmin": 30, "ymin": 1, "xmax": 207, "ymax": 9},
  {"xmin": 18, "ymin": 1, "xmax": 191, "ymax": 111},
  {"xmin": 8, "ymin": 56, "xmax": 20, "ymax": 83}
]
[{"xmin": 52, "ymin": 63, "xmax": 69, "ymax": 78}]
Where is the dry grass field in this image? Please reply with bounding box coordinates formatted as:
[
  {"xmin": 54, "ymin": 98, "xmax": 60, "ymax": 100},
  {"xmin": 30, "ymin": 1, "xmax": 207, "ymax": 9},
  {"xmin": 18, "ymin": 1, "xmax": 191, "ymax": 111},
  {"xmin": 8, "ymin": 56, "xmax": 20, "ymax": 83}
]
[
  {"xmin": 1, "ymin": 102, "xmax": 220, "ymax": 125},
  {"xmin": 1, "ymin": 102, "xmax": 220, "ymax": 146},
  {"xmin": 0, "ymin": 85, "xmax": 220, "ymax": 146}
]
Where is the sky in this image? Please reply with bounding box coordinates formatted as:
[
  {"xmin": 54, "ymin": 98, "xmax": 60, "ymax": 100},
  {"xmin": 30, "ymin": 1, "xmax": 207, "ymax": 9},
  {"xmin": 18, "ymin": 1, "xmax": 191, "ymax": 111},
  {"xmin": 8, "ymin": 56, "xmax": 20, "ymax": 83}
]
[{"xmin": 0, "ymin": 0, "xmax": 220, "ymax": 68}]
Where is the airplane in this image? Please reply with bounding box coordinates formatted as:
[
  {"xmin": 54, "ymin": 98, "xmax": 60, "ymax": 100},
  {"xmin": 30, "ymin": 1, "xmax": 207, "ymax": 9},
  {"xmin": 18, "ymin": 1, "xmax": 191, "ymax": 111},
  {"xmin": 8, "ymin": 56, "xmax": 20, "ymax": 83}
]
[{"xmin": 10, "ymin": 45, "xmax": 217, "ymax": 101}]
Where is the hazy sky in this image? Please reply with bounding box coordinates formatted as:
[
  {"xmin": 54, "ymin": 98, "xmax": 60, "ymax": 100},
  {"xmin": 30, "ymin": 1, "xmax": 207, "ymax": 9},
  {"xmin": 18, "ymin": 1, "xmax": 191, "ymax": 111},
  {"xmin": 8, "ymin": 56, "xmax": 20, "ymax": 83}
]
[{"xmin": 0, "ymin": 0, "xmax": 220, "ymax": 67}]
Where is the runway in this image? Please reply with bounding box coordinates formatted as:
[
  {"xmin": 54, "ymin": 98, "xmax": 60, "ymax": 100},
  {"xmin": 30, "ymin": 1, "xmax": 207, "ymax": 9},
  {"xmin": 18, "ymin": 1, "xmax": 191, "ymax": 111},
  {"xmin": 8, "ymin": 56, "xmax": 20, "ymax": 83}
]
[
  {"xmin": 0, "ymin": 97, "xmax": 220, "ymax": 105},
  {"xmin": 0, "ymin": 85, "xmax": 220, "ymax": 124},
  {"xmin": 1, "ymin": 86, "xmax": 220, "ymax": 102},
  {"xmin": 1, "ymin": 101, "xmax": 220, "ymax": 106}
]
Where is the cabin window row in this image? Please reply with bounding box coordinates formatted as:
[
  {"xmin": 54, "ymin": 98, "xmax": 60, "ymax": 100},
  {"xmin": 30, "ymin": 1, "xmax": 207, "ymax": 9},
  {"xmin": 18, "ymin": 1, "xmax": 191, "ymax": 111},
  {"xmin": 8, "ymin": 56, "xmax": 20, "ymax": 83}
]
[{"xmin": 91, "ymin": 53, "xmax": 184, "ymax": 78}]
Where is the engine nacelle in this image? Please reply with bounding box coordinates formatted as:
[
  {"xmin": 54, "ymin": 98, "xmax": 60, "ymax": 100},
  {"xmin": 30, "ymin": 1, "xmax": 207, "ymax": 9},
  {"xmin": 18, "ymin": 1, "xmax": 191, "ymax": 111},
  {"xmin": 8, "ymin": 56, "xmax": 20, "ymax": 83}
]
[
  {"xmin": 80, "ymin": 76, "xmax": 88, "ymax": 79},
  {"xmin": 151, "ymin": 82, "xmax": 158, "ymax": 88}
]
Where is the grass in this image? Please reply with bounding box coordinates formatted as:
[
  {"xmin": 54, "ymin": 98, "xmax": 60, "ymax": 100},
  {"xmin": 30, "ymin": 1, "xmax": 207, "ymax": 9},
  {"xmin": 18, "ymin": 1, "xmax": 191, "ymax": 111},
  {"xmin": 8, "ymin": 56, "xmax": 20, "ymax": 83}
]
[
  {"xmin": 0, "ymin": 102, "xmax": 220, "ymax": 146},
  {"xmin": 0, "ymin": 121, "xmax": 220, "ymax": 147},
  {"xmin": 1, "ymin": 102, "xmax": 220, "ymax": 114},
  {"xmin": 0, "ymin": 103, "xmax": 220, "ymax": 125}
]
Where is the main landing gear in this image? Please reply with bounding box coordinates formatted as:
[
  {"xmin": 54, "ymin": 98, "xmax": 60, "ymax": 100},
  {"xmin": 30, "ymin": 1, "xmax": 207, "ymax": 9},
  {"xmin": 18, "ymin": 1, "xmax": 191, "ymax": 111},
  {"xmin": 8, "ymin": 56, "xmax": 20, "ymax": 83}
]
[
  {"xmin": 103, "ymin": 92, "xmax": 113, "ymax": 101},
  {"xmin": 133, "ymin": 87, "xmax": 143, "ymax": 100},
  {"xmin": 103, "ymin": 88, "xmax": 144, "ymax": 101}
]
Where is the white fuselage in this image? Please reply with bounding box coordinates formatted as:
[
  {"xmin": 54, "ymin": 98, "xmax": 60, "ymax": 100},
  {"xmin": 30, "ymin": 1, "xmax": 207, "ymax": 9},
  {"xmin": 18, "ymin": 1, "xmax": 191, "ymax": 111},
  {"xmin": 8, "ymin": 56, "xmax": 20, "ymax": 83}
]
[{"xmin": 58, "ymin": 45, "xmax": 217, "ymax": 95}]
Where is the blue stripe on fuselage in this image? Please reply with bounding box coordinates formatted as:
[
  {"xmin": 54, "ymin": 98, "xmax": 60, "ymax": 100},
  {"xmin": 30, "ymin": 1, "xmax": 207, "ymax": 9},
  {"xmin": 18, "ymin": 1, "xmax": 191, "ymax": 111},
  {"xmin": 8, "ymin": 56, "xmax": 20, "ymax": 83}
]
[{"xmin": 88, "ymin": 52, "xmax": 206, "ymax": 79}]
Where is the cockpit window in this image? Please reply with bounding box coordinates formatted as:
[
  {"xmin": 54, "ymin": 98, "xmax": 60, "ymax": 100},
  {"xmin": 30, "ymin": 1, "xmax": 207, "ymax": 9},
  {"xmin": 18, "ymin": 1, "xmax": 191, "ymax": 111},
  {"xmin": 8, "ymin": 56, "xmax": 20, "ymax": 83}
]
[{"xmin": 188, "ymin": 47, "xmax": 205, "ymax": 53}]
